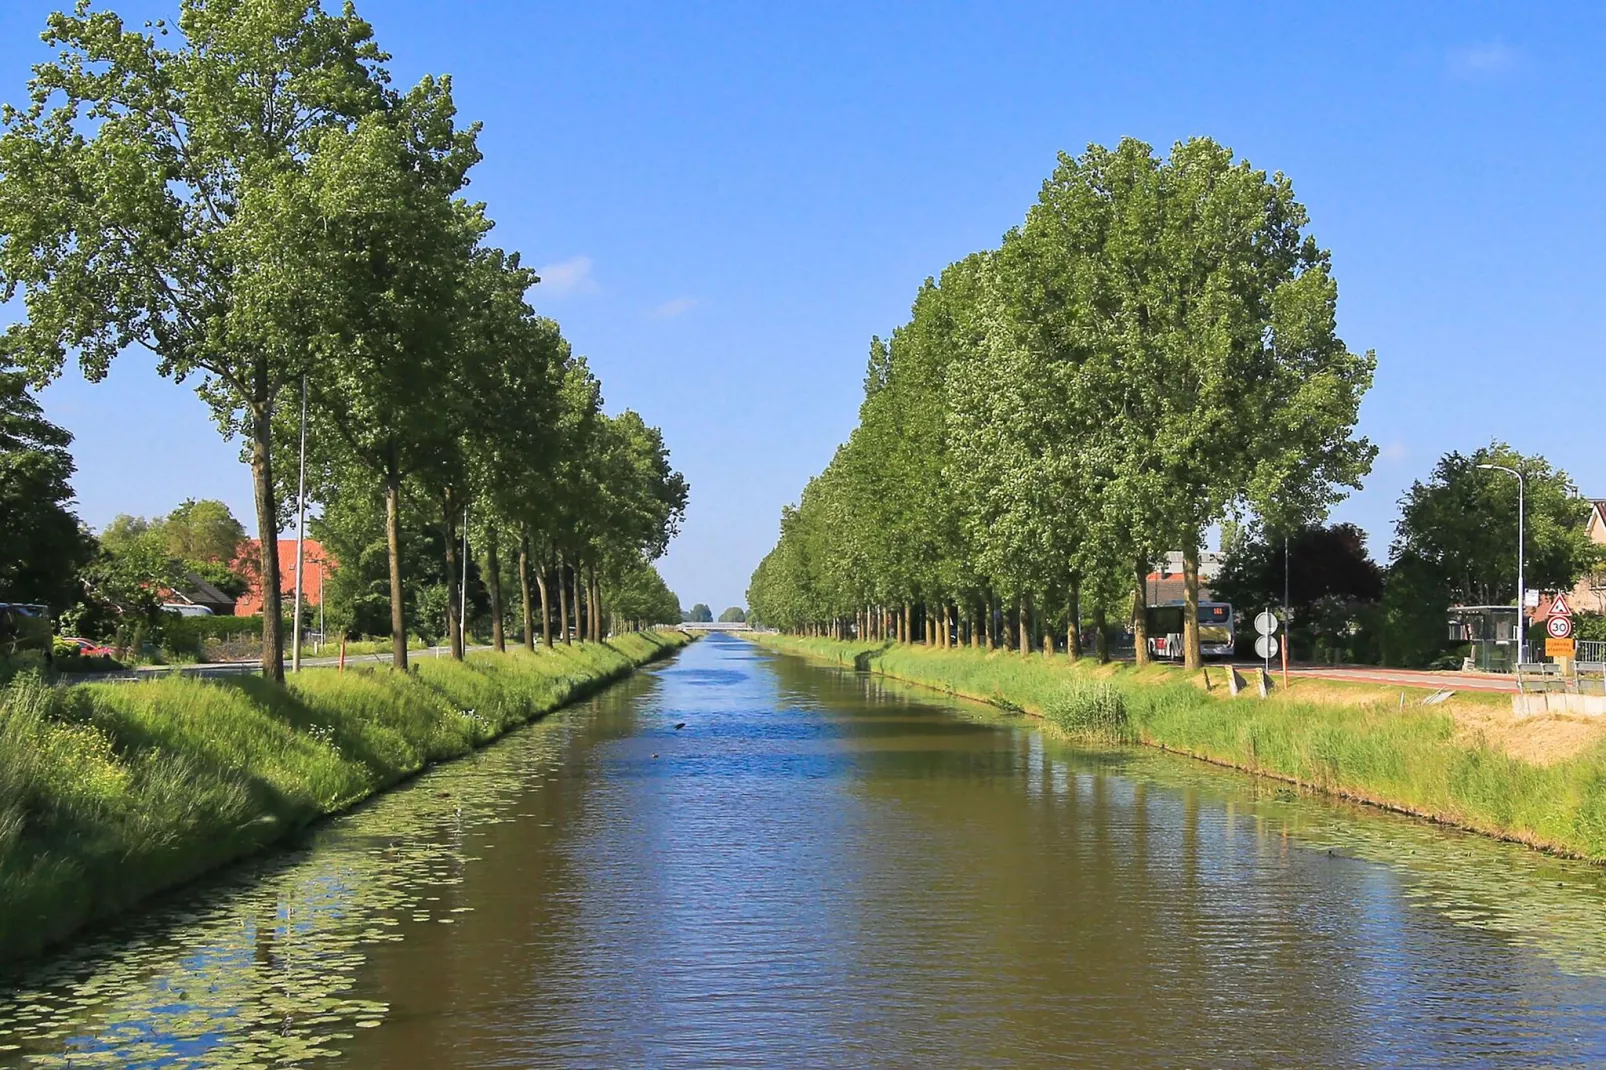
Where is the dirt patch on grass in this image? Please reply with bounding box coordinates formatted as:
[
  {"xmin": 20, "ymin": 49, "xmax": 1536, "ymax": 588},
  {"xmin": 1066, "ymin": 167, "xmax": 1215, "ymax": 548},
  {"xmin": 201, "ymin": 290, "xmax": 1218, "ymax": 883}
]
[{"xmin": 1452, "ymin": 704, "xmax": 1606, "ymax": 765}]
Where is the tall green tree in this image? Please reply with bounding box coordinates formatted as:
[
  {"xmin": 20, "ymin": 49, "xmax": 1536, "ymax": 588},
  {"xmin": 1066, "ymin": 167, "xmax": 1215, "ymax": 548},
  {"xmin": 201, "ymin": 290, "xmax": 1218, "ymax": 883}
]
[
  {"xmin": 0, "ymin": 0, "xmax": 392, "ymax": 681},
  {"xmin": 0, "ymin": 368, "xmax": 90, "ymax": 608},
  {"xmin": 160, "ymin": 498, "xmax": 246, "ymax": 565},
  {"xmin": 1394, "ymin": 443, "xmax": 1599, "ymax": 607},
  {"xmin": 283, "ymin": 77, "xmax": 482, "ymax": 669}
]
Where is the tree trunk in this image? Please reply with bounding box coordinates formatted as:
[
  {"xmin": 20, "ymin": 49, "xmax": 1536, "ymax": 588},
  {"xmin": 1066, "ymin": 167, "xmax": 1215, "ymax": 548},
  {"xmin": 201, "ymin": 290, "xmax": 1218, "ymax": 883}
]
[
  {"xmin": 589, "ymin": 569, "xmax": 602, "ymax": 641},
  {"xmin": 903, "ymin": 602, "xmax": 912, "ymax": 644},
  {"xmin": 941, "ymin": 603, "xmax": 951, "ymax": 649},
  {"xmin": 536, "ymin": 564, "xmax": 553, "ymax": 647},
  {"xmin": 519, "ymin": 530, "xmax": 535, "ymax": 651},
  {"xmin": 1067, "ymin": 579, "xmax": 1082, "ymax": 660},
  {"xmin": 486, "ymin": 528, "xmax": 505, "ymax": 653},
  {"xmin": 385, "ymin": 470, "xmax": 408, "ymax": 671},
  {"xmin": 1132, "ymin": 559, "xmax": 1151, "ymax": 667},
  {"xmin": 558, "ymin": 558, "xmax": 571, "ymax": 644},
  {"xmin": 986, "ymin": 592, "xmax": 997, "ymax": 651},
  {"xmin": 1018, "ymin": 594, "xmax": 1030, "ymax": 657},
  {"xmin": 442, "ymin": 488, "xmax": 463, "ymax": 661},
  {"xmin": 249, "ymin": 404, "xmax": 285, "ymax": 684},
  {"xmin": 1182, "ymin": 540, "xmax": 1203, "ymax": 670},
  {"xmin": 573, "ymin": 563, "xmax": 585, "ymax": 644}
]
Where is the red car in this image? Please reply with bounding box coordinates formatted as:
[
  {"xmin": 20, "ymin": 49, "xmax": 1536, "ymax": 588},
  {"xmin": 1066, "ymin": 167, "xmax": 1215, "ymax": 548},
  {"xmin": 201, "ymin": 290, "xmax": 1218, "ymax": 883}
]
[{"xmin": 60, "ymin": 637, "xmax": 117, "ymax": 658}]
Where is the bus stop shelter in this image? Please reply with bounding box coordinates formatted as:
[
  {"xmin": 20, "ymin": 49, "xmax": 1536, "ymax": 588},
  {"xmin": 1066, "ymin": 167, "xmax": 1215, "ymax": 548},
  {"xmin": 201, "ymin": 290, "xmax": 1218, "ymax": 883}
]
[{"xmin": 1446, "ymin": 606, "xmax": 1523, "ymax": 672}]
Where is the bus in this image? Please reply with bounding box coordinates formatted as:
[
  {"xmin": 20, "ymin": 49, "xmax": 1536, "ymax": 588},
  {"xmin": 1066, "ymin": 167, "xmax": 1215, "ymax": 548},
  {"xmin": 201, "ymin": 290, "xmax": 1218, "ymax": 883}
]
[{"xmin": 1145, "ymin": 601, "xmax": 1235, "ymax": 660}]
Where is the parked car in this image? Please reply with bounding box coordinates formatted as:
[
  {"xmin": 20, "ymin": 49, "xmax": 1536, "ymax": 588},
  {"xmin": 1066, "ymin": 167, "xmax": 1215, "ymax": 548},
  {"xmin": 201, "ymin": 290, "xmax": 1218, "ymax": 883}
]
[
  {"xmin": 0, "ymin": 603, "xmax": 52, "ymax": 654},
  {"xmin": 162, "ymin": 603, "xmax": 215, "ymax": 617},
  {"xmin": 59, "ymin": 636, "xmax": 117, "ymax": 658}
]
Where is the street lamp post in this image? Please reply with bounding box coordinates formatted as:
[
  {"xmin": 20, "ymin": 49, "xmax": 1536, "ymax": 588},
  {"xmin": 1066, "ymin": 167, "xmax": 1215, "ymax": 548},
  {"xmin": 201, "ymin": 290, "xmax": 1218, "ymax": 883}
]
[{"xmin": 1477, "ymin": 463, "xmax": 1526, "ymax": 664}]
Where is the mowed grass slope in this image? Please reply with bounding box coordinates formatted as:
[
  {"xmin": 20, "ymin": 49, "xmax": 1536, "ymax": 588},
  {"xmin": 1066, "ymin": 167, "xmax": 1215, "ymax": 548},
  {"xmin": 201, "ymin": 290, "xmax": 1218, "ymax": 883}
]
[
  {"xmin": 0, "ymin": 631, "xmax": 691, "ymax": 963},
  {"xmin": 755, "ymin": 635, "xmax": 1606, "ymax": 862}
]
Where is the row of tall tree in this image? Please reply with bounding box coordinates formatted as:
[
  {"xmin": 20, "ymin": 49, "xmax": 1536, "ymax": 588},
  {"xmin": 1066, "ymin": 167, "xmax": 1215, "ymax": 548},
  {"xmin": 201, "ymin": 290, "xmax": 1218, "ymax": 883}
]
[
  {"xmin": 748, "ymin": 138, "xmax": 1376, "ymax": 667},
  {"xmin": 0, "ymin": 0, "xmax": 686, "ymax": 679}
]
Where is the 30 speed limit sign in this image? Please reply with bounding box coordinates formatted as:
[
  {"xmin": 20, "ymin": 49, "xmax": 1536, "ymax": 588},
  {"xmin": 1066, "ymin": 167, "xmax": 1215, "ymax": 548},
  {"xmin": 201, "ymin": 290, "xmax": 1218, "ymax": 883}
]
[{"xmin": 1547, "ymin": 615, "xmax": 1574, "ymax": 640}]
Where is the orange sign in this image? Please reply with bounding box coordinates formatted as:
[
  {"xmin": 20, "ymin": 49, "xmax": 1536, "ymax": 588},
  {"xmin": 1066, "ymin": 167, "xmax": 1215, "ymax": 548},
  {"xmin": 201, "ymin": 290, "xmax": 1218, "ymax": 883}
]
[{"xmin": 1546, "ymin": 636, "xmax": 1576, "ymax": 659}]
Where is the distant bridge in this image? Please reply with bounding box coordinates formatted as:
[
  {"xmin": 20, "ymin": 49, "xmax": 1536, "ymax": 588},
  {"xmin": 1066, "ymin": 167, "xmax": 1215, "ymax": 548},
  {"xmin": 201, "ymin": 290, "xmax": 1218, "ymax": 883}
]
[{"xmin": 677, "ymin": 621, "xmax": 752, "ymax": 632}]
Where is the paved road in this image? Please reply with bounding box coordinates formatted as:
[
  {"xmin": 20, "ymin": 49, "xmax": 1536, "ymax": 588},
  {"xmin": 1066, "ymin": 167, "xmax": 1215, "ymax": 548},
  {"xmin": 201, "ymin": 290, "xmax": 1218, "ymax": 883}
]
[
  {"xmin": 1233, "ymin": 661, "xmax": 1518, "ymax": 693},
  {"xmin": 62, "ymin": 644, "xmax": 497, "ymax": 683}
]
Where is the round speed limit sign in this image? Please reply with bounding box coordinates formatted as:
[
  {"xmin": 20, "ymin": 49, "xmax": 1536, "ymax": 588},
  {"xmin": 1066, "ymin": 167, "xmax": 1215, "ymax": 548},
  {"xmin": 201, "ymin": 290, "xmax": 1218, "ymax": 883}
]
[{"xmin": 1547, "ymin": 615, "xmax": 1574, "ymax": 640}]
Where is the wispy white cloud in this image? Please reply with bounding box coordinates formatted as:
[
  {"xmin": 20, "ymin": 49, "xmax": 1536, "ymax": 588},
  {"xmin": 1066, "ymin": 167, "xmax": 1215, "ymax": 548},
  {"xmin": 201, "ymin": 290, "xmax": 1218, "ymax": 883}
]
[
  {"xmin": 1379, "ymin": 440, "xmax": 1409, "ymax": 463},
  {"xmin": 534, "ymin": 255, "xmax": 598, "ymax": 297},
  {"xmin": 648, "ymin": 296, "xmax": 699, "ymax": 319},
  {"xmin": 1447, "ymin": 43, "xmax": 1520, "ymax": 78}
]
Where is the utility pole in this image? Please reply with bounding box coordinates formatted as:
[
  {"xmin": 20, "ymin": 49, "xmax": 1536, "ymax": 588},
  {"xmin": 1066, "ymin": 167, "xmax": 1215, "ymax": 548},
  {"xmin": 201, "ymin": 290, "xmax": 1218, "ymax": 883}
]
[
  {"xmin": 291, "ymin": 374, "xmax": 308, "ymax": 673},
  {"xmin": 460, "ymin": 505, "xmax": 469, "ymax": 656},
  {"xmin": 1283, "ymin": 535, "xmax": 1291, "ymax": 687}
]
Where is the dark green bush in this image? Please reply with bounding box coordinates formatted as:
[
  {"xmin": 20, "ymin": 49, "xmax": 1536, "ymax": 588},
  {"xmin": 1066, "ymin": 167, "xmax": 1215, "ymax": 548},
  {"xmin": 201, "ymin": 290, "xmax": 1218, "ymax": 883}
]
[{"xmin": 158, "ymin": 614, "xmax": 287, "ymax": 660}]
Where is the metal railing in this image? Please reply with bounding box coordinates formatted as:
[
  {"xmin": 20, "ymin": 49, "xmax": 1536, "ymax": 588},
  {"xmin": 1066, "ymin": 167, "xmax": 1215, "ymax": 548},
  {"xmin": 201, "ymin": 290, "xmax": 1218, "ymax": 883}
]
[{"xmin": 1576, "ymin": 639, "xmax": 1605, "ymax": 665}]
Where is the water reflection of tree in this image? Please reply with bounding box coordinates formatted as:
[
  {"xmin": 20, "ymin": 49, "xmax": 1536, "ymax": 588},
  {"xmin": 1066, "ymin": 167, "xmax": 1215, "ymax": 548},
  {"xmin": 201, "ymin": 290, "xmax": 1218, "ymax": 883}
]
[{"xmin": 772, "ymin": 650, "xmax": 1606, "ymax": 1065}]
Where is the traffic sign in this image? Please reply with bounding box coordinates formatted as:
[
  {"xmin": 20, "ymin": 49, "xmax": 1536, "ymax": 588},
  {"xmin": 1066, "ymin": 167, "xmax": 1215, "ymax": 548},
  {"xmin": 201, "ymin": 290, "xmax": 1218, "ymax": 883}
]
[
  {"xmin": 1254, "ymin": 635, "xmax": 1279, "ymax": 660},
  {"xmin": 1549, "ymin": 593, "xmax": 1574, "ymax": 619},
  {"xmin": 1254, "ymin": 611, "xmax": 1279, "ymax": 637},
  {"xmin": 1546, "ymin": 636, "xmax": 1576, "ymax": 659},
  {"xmin": 1547, "ymin": 615, "xmax": 1574, "ymax": 640}
]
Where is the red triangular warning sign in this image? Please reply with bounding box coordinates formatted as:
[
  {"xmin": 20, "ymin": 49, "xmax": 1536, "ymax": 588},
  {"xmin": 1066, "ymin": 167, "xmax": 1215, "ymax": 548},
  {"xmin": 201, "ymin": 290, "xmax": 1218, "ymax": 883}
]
[{"xmin": 1549, "ymin": 593, "xmax": 1574, "ymax": 618}]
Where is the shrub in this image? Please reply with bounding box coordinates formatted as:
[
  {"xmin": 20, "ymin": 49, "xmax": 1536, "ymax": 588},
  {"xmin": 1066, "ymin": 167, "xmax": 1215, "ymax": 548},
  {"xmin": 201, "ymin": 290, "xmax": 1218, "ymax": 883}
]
[
  {"xmin": 158, "ymin": 614, "xmax": 285, "ymax": 660},
  {"xmin": 1044, "ymin": 680, "xmax": 1135, "ymax": 743}
]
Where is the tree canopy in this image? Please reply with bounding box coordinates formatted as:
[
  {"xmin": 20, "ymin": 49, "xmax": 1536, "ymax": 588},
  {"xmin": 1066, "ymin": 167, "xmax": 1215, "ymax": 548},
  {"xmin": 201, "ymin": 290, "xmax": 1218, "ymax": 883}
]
[
  {"xmin": 1393, "ymin": 442, "xmax": 1598, "ymax": 607},
  {"xmin": 0, "ymin": 0, "xmax": 687, "ymax": 669},
  {"xmin": 0, "ymin": 368, "xmax": 89, "ymax": 608},
  {"xmin": 750, "ymin": 138, "xmax": 1375, "ymax": 665}
]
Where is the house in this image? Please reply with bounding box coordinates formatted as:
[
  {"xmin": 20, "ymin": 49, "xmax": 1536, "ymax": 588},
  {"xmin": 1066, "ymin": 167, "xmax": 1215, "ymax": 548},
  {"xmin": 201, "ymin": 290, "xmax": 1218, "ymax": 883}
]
[
  {"xmin": 164, "ymin": 572, "xmax": 238, "ymax": 616},
  {"xmin": 1566, "ymin": 500, "xmax": 1606, "ymax": 616},
  {"xmin": 1143, "ymin": 551, "xmax": 1225, "ymax": 605},
  {"xmin": 232, "ymin": 539, "xmax": 336, "ymax": 617}
]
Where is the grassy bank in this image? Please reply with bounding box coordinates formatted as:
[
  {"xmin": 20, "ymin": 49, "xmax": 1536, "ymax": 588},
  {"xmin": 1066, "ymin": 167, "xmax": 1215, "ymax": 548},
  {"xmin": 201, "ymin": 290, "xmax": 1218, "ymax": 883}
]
[
  {"xmin": 0, "ymin": 631, "xmax": 692, "ymax": 963},
  {"xmin": 754, "ymin": 635, "xmax": 1606, "ymax": 862}
]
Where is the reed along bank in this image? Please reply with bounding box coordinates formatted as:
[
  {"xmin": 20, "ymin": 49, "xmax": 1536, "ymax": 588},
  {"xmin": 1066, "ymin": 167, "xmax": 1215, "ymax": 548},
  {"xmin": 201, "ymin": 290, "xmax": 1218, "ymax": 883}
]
[
  {"xmin": 0, "ymin": 630, "xmax": 692, "ymax": 963},
  {"xmin": 753, "ymin": 634, "xmax": 1606, "ymax": 863}
]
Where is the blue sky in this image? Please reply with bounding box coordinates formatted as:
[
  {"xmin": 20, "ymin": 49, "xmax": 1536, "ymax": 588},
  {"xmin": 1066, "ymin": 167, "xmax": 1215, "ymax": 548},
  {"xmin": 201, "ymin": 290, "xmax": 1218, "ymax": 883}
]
[{"xmin": 4, "ymin": 2, "xmax": 1602, "ymax": 613}]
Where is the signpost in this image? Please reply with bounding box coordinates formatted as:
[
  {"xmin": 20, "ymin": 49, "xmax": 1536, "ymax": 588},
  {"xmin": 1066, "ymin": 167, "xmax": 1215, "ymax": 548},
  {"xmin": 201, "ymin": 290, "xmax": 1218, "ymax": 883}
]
[
  {"xmin": 1255, "ymin": 611, "xmax": 1279, "ymax": 685},
  {"xmin": 1547, "ymin": 594, "xmax": 1576, "ymax": 678}
]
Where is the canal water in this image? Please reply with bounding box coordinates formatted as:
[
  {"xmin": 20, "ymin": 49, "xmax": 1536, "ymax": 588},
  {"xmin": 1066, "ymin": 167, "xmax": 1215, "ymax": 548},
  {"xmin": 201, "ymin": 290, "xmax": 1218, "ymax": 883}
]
[{"xmin": 5, "ymin": 634, "xmax": 1606, "ymax": 1067}]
